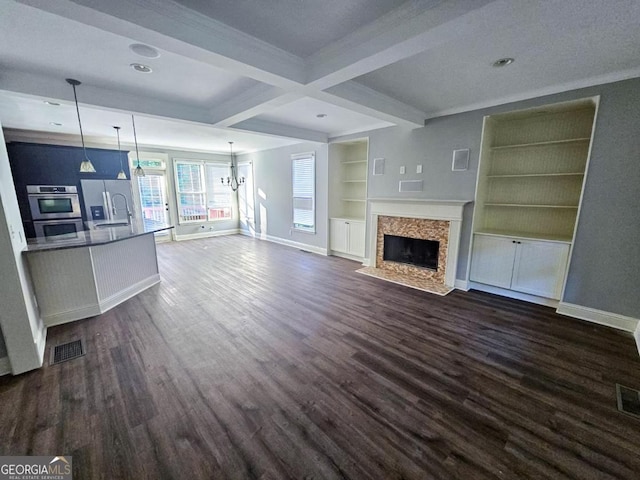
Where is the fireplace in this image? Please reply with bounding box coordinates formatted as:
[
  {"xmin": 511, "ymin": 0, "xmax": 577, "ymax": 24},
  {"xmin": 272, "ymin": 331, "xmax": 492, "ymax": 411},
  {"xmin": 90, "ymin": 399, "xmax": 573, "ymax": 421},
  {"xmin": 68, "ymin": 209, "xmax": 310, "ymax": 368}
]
[
  {"xmin": 383, "ymin": 235, "xmax": 439, "ymax": 271},
  {"xmin": 357, "ymin": 199, "xmax": 470, "ymax": 295}
]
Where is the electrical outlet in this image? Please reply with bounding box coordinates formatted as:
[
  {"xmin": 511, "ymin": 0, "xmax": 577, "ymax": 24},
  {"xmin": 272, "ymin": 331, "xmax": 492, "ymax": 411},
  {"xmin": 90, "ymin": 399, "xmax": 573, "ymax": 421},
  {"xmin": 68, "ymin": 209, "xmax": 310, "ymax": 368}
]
[
  {"xmin": 200, "ymin": 225, "xmax": 206, "ymax": 229},
  {"xmin": 400, "ymin": 166, "xmax": 406, "ymax": 175},
  {"xmin": 416, "ymin": 164, "xmax": 423, "ymax": 174}
]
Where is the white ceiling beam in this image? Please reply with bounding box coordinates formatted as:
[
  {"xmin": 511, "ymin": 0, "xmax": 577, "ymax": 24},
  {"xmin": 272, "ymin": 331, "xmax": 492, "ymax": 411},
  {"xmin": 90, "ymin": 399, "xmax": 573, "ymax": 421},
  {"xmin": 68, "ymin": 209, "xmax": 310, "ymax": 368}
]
[
  {"xmin": 306, "ymin": 0, "xmax": 497, "ymax": 89},
  {"xmin": 0, "ymin": 70, "xmax": 213, "ymax": 124},
  {"xmin": 210, "ymin": 84, "xmax": 302, "ymax": 128},
  {"xmin": 310, "ymin": 82, "xmax": 425, "ymax": 128},
  {"xmin": 230, "ymin": 119, "xmax": 328, "ymax": 144}
]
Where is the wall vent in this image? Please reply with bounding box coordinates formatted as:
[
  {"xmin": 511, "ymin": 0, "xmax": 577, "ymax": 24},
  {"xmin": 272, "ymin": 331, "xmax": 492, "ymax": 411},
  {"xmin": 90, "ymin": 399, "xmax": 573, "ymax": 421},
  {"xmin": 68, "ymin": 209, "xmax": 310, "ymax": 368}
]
[
  {"xmin": 399, "ymin": 180, "xmax": 423, "ymax": 192},
  {"xmin": 452, "ymin": 148, "xmax": 470, "ymax": 171}
]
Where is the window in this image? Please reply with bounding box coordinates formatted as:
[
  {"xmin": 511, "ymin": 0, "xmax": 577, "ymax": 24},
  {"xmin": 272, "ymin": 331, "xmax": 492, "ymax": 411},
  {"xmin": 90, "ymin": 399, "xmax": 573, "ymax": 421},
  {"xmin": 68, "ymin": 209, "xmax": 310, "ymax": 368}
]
[
  {"xmin": 292, "ymin": 152, "xmax": 315, "ymax": 233},
  {"xmin": 174, "ymin": 160, "xmax": 233, "ymax": 223},
  {"xmin": 204, "ymin": 164, "xmax": 233, "ymax": 221}
]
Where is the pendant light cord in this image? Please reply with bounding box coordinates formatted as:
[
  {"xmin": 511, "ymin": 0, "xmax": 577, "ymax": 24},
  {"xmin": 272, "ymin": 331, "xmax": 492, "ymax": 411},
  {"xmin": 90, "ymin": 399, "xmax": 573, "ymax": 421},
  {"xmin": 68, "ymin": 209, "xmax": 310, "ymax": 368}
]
[
  {"xmin": 71, "ymin": 83, "xmax": 90, "ymax": 162},
  {"xmin": 132, "ymin": 115, "xmax": 141, "ymax": 167},
  {"xmin": 115, "ymin": 127, "xmax": 123, "ymax": 170}
]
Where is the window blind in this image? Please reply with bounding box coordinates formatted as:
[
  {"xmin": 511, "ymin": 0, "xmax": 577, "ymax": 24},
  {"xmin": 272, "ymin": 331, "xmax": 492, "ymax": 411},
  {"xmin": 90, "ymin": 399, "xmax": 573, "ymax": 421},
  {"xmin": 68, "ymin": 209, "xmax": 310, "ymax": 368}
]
[
  {"xmin": 205, "ymin": 164, "xmax": 233, "ymax": 221},
  {"xmin": 292, "ymin": 153, "xmax": 315, "ymax": 232}
]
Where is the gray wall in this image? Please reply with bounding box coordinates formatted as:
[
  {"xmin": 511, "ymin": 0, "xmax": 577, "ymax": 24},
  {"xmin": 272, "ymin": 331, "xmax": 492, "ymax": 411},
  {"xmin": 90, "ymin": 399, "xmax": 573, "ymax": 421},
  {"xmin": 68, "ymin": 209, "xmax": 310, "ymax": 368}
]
[
  {"xmin": 332, "ymin": 77, "xmax": 640, "ymax": 318},
  {"xmin": 0, "ymin": 326, "xmax": 7, "ymax": 358},
  {"xmin": 239, "ymin": 142, "xmax": 328, "ymax": 251}
]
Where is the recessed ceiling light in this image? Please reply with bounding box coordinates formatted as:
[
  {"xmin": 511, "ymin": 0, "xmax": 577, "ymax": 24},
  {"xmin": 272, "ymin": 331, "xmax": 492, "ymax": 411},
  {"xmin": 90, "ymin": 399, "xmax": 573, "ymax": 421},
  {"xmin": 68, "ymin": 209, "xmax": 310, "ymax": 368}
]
[
  {"xmin": 493, "ymin": 57, "xmax": 515, "ymax": 67},
  {"xmin": 49, "ymin": 122, "xmax": 62, "ymax": 126},
  {"xmin": 44, "ymin": 101, "xmax": 60, "ymax": 106},
  {"xmin": 129, "ymin": 43, "xmax": 160, "ymax": 59},
  {"xmin": 316, "ymin": 113, "xmax": 327, "ymax": 118},
  {"xmin": 130, "ymin": 63, "xmax": 152, "ymax": 73}
]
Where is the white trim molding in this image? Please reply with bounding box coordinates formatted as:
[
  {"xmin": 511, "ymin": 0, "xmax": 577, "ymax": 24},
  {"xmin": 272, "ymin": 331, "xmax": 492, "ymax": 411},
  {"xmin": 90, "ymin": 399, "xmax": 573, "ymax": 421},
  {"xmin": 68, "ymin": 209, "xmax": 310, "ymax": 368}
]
[
  {"xmin": 243, "ymin": 230, "xmax": 328, "ymax": 256},
  {"xmin": 454, "ymin": 279, "xmax": 469, "ymax": 291},
  {"xmin": 174, "ymin": 228, "xmax": 240, "ymax": 242},
  {"xmin": 557, "ymin": 302, "xmax": 640, "ymax": 333},
  {"xmin": 635, "ymin": 323, "xmax": 640, "ymax": 356},
  {"xmin": 368, "ymin": 198, "xmax": 471, "ymax": 288},
  {"xmin": 0, "ymin": 357, "xmax": 11, "ymax": 376}
]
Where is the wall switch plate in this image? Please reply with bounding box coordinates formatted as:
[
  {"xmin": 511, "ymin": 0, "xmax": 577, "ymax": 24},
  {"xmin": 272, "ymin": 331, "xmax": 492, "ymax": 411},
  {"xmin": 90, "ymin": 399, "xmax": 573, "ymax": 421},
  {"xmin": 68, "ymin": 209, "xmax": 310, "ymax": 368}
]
[
  {"xmin": 400, "ymin": 166, "xmax": 406, "ymax": 174},
  {"xmin": 416, "ymin": 164, "xmax": 423, "ymax": 174}
]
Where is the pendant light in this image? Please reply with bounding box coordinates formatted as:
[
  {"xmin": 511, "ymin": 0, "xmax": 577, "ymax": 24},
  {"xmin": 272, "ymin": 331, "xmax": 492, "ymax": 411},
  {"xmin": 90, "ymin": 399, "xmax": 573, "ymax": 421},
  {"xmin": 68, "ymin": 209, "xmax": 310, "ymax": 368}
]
[
  {"xmin": 113, "ymin": 126, "xmax": 127, "ymax": 180},
  {"xmin": 131, "ymin": 114, "xmax": 145, "ymax": 177},
  {"xmin": 220, "ymin": 142, "xmax": 244, "ymax": 191},
  {"xmin": 66, "ymin": 78, "xmax": 96, "ymax": 173}
]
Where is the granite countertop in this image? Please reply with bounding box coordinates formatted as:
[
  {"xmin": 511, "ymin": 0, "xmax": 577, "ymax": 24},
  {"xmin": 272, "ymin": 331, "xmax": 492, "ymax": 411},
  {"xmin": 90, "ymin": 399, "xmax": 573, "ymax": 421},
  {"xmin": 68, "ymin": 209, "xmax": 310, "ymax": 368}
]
[{"xmin": 24, "ymin": 221, "xmax": 174, "ymax": 252}]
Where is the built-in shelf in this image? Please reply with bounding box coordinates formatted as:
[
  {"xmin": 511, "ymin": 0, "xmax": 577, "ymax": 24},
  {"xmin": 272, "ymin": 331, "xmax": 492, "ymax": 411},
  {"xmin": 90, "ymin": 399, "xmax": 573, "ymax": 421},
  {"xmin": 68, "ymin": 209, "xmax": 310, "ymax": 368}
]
[
  {"xmin": 491, "ymin": 137, "xmax": 591, "ymax": 150},
  {"xmin": 330, "ymin": 139, "xmax": 369, "ymax": 259},
  {"xmin": 484, "ymin": 203, "xmax": 579, "ymax": 209},
  {"xmin": 475, "ymin": 229, "xmax": 573, "ymax": 243},
  {"xmin": 487, "ymin": 173, "xmax": 585, "ymax": 178}
]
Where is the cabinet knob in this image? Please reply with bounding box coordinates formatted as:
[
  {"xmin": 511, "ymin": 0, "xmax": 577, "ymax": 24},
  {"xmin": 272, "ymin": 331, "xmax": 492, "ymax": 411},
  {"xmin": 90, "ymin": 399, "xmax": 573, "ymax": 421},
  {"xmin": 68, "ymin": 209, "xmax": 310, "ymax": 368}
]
[{"xmin": 512, "ymin": 240, "xmax": 516, "ymax": 243}]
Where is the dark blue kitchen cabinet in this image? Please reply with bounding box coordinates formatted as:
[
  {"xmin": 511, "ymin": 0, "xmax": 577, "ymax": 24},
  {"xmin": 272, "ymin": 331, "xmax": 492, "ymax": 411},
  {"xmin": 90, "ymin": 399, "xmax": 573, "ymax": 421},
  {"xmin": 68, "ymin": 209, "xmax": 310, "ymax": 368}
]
[{"xmin": 6, "ymin": 142, "xmax": 131, "ymax": 236}]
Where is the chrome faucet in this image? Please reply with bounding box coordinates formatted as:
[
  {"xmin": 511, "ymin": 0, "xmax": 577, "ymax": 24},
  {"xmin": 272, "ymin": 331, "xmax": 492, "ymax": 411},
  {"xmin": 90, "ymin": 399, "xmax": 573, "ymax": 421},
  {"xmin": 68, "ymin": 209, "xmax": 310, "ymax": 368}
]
[{"xmin": 111, "ymin": 193, "xmax": 132, "ymax": 224}]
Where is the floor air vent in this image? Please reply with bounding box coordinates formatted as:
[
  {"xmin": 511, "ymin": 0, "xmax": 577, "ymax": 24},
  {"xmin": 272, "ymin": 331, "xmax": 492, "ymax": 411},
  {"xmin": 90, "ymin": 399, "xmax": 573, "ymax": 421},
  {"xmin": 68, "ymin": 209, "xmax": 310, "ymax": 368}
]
[
  {"xmin": 50, "ymin": 339, "xmax": 86, "ymax": 365},
  {"xmin": 616, "ymin": 384, "xmax": 640, "ymax": 419}
]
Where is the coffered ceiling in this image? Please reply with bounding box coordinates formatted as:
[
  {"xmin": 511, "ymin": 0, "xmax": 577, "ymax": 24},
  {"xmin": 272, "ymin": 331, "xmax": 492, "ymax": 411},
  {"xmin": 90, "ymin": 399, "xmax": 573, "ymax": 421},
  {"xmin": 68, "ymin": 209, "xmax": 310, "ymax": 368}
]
[{"xmin": 0, "ymin": 0, "xmax": 638, "ymax": 153}]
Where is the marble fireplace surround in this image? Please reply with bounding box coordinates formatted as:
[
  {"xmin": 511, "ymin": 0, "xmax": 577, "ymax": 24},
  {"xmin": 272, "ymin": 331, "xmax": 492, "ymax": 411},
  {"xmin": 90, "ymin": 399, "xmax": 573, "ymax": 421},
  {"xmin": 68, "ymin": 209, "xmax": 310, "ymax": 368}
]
[{"xmin": 361, "ymin": 199, "xmax": 471, "ymax": 294}]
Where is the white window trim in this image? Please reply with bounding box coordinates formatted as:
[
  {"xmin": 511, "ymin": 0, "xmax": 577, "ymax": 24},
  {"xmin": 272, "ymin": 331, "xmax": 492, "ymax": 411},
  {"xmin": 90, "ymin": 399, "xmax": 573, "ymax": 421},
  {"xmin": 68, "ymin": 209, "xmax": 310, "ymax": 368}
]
[
  {"xmin": 173, "ymin": 158, "xmax": 233, "ymax": 224},
  {"xmin": 291, "ymin": 152, "xmax": 316, "ymax": 234}
]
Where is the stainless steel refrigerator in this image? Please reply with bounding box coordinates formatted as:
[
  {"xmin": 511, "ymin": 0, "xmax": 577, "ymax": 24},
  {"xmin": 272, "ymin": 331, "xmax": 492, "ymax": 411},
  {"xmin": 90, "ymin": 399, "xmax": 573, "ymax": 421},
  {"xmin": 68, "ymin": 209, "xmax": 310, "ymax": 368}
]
[{"xmin": 80, "ymin": 179, "xmax": 134, "ymax": 224}]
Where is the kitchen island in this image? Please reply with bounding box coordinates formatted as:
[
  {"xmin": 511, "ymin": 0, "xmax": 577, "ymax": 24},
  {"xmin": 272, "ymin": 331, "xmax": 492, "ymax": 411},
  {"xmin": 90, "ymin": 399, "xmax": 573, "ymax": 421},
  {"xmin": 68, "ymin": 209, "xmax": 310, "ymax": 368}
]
[{"xmin": 23, "ymin": 222, "xmax": 173, "ymax": 326}]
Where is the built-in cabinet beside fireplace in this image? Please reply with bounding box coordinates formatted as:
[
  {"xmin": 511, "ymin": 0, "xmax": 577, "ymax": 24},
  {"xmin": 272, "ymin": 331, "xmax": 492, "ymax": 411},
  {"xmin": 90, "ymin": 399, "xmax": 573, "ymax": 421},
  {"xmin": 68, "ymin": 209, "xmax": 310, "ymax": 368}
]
[
  {"xmin": 328, "ymin": 138, "xmax": 368, "ymax": 260},
  {"xmin": 469, "ymin": 97, "xmax": 597, "ymax": 304}
]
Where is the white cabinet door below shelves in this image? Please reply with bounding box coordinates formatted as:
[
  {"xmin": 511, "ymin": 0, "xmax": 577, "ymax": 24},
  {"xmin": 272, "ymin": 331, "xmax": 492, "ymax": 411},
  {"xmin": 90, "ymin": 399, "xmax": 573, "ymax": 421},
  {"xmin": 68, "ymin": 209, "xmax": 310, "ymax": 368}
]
[
  {"xmin": 347, "ymin": 221, "xmax": 365, "ymax": 257},
  {"xmin": 330, "ymin": 219, "xmax": 348, "ymax": 253},
  {"xmin": 470, "ymin": 235, "xmax": 517, "ymax": 289},
  {"xmin": 511, "ymin": 241, "xmax": 569, "ymax": 299}
]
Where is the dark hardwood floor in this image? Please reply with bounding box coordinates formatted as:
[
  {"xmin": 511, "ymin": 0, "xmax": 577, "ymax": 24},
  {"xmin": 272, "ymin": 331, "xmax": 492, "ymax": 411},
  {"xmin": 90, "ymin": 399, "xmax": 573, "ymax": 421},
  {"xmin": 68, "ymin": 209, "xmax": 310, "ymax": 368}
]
[{"xmin": 1, "ymin": 235, "xmax": 640, "ymax": 479}]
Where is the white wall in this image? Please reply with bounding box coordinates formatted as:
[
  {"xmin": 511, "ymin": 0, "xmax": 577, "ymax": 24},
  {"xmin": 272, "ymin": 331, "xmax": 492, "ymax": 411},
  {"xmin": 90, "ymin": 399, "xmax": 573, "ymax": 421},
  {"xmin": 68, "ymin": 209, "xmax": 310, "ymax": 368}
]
[
  {"xmin": 239, "ymin": 142, "xmax": 329, "ymax": 253},
  {"xmin": 0, "ymin": 125, "xmax": 46, "ymax": 374}
]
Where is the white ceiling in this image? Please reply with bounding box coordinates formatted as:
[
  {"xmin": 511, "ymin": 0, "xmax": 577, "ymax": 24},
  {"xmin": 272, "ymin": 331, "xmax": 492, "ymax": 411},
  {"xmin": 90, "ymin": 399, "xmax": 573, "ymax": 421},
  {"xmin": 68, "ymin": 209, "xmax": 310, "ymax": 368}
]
[
  {"xmin": 356, "ymin": 0, "xmax": 640, "ymax": 116},
  {"xmin": 255, "ymin": 97, "xmax": 393, "ymax": 137},
  {"xmin": 1, "ymin": 0, "xmax": 639, "ymax": 152},
  {"xmin": 173, "ymin": 0, "xmax": 408, "ymax": 57}
]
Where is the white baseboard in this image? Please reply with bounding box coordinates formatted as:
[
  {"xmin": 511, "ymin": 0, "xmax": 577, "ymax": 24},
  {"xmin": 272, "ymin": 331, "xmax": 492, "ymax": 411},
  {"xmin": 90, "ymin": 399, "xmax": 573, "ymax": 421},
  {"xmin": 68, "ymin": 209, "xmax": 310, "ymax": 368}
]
[
  {"xmin": 557, "ymin": 302, "xmax": 639, "ymax": 333},
  {"xmin": 0, "ymin": 356, "xmax": 11, "ymax": 376},
  {"xmin": 454, "ymin": 279, "xmax": 469, "ymax": 291},
  {"xmin": 468, "ymin": 281, "xmax": 559, "ymax": 307},
  {"xmin": 254, "ymin": 233, "xmax": 328, "ymax": 256},
  {"xmin": 635, "ymin": 323, "xmax": 640, "ymax": 356},
  {"xmin": 99, "ymin": 274, "xmax": 161, "ymax": 313},
  {"xmin": 330, "ymin": 251, "xmax": 365, "ymax": 263},
  {"xmin": 44, "ymin": 274, "xmax": 161, "ymax": 327},
  {"xmin": 175, "ymin": 228, "xmax": 240, "ymax": 241}
]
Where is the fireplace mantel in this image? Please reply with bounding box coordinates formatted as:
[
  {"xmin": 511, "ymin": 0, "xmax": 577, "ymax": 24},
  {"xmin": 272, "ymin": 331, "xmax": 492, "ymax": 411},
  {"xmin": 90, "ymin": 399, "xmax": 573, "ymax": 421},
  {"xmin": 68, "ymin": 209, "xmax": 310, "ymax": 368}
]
[{"xmin": 366, "ymin": 198, "xmax": 472, "ymax": 290}]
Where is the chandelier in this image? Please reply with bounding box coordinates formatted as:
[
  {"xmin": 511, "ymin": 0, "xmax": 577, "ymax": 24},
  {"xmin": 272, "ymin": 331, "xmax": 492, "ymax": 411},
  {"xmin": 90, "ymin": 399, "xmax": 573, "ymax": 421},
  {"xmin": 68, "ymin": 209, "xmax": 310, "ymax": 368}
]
[{"xmin": 221, "ymin": 141, "xmax": 244, "ymax": 191}]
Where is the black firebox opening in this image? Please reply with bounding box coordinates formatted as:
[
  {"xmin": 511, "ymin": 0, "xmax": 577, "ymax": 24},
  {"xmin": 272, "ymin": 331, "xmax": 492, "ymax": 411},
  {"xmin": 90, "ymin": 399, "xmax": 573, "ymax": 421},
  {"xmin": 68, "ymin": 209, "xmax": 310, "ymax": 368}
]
[{"xmin": 383, "ymin": 234, "xmax": 439, "ymax": 271}]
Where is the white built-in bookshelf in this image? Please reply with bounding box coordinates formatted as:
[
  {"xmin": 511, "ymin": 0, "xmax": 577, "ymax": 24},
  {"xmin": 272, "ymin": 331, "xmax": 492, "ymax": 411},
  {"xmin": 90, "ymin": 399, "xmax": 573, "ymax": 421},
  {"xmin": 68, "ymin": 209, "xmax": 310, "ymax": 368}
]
[
  {"xmin": 470, "ymin": 98, "xmax": 597, "ymax": 302},
  {"xmin": 328, "ymin": 139, "xmax": 368, "ymax": 259}
]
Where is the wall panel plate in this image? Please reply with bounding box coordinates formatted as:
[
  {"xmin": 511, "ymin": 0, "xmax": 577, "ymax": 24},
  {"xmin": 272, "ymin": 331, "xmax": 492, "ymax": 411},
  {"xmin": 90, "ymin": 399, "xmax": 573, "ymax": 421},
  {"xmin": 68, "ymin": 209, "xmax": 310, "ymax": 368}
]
[
  {"xmin": 399, "ymin": 180, "xmax": 423, "ymax": 192},
  {"xmin": 452, "ymin": 148, "xmax": 470, "ymax": 171}
]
